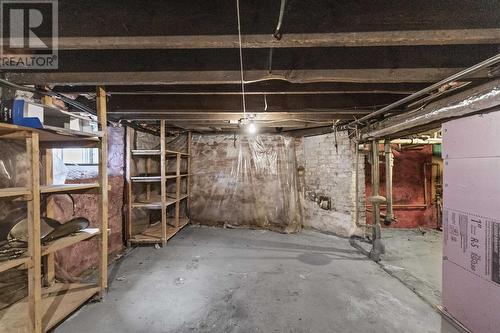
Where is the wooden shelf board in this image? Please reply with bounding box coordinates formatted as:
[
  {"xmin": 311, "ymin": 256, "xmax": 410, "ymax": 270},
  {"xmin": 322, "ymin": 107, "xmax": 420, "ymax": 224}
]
[
  {"xmin": 0, "ymin": 256, "xmax": 30, "ymax": 273},
  {"xmin": 178, "ymin": 218, "xmax": 190, "ymax": 229},
  {"xmin": 131, "ymin": 175, "xmax": 177, "ymax": 182},
  {"xmin": 0, "ymin": 282, "xmax": 99, "ymax": 332},
  {"xmin": 41, "ymin": 229, "xmax": 101, "ymax": 256},
  {"xmin": 165, "ymin": 150, "xmax": 189, "ymax": 156},
  {"xmin": 0, "ymin": 122, "xmax": 102, "ymax": 143},
  {"xmin": 40, "ymin": 183, "xmax": 99, "ymax": 194},
  {"xmin": 165, "ymin": 193, "xmax": 188, "ymax": 201},
  {"xmin": 0, "ymin": 122, "xmax": 31, "ymax": 138},
  {"xmin": 0, "ymin": 187, "xmax": 30, "ymax": 198},
  {"xmin": 131, "ymin": 176, "xmax": 161, "ymax": 182},
  {"xmin": 131, "ymin": 198, "xmax": 176, "ymax": 209},
  {"xmin": 40, "ymin": 125, "xmax": 102, "ymax": 142},
  {"xmin": 131, "ymin": 149, "xmax": 161, "ymax": 156},
  {"xmin": 132, "ymin": 150, "xmax": 189, "ymax": 157},
  {"xmin": 130, "ymin": 223, "xmax": 179, "ymax": 244}
]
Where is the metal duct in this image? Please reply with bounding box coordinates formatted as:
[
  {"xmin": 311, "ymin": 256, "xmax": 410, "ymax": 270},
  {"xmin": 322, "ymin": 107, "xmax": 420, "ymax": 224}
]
[
  {"xmin": 349, "ymin": 53, "xmax": 500, "ymax": 127},
  {"xmin": 362, "ymin": 79, "xmax": 500, "ymax": 140}
]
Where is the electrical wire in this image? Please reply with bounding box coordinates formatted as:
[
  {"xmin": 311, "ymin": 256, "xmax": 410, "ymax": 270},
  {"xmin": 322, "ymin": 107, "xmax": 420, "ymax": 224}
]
[
  {"xmin": 259, "ymin": 118, "xmax": 332, "ymax": 124},
  {"xmin": 273, "ymin": 0, "xmax": 287, "ymax": 40},
  {"xmin": 236, "ymin": 0, "xmax": 246, "ymax": 118}
]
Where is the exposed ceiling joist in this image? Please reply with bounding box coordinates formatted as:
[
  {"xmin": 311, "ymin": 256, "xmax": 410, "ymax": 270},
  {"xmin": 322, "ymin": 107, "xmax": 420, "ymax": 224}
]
[
  {"xmin": 52, "ymin": 82, "xmax": 429, "ymax": 95},
  {"xmin": 7, "ymin": 68, "xmax": 491, "ymax": 85},
  {"xmin": 102, "ymin": 90, "xmax": 413, "ymax": 96},
  {"xmin": 107, "ymin": 94, "xmax": 396, "ymax": 111},
  {"xmin": 108, "ymin": 111, "xmax": 366, "ymax": 121},
  {"xmin": 50, "ymin": 29, "xmax": 500, "ymax": 50}
]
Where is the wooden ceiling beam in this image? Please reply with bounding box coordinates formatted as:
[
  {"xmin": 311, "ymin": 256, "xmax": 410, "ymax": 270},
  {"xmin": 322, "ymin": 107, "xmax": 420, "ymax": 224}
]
[
  {"xmin": 50, "ymin": 29, "xmax": 500, "ymax": 50},
  {"xmin": 52, "ymin": 82, "xmax": 430, "ymax": 95},
  {"xmin": 108, "ymin": 111, "xmax": 364, "ymax": 121},
  {"xmin": 7, "ymin": 68, "xmax": 491, "ymax": 85}
]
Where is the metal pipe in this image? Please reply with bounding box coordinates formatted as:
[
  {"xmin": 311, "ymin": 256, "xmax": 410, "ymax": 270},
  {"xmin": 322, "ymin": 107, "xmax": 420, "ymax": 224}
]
[
  {"xmin": 423, "ymin": 162, "xmax": 441, "ymax": 207},
  {"xmin": 384, "ymin": 140, "xmax": 394, "ymax": 224},
  {"xmin": 371, "ymin": 141, "xmax": 381, "ymax": 221},
  {"xmin": 369, "ymin": 140, "xmax": 385, "ymax": 261},
  {"xmin": 366, "ymin": 204, "xmax": 427, "ymax": 210},
  {"xmin": 363, "ymin": 81, "xmax": 500, "ymax": 139},
  {"xmin": 366, "ymin": 161, "xmax": 436, "ymax": 211},
  {"xmin": 349, "ymin": 53, "xmax": 500, "ymax": 127},
  {"xmin": 423, "ymin": 163, "xmax": 429, "ymax": 207},
  {"xmin": 354, "ymin": 137, "xmax": 359, "ymax": 227},
  {"xmin": 388, "ymin": 138, "xmax": 442, "ymax": 145}
]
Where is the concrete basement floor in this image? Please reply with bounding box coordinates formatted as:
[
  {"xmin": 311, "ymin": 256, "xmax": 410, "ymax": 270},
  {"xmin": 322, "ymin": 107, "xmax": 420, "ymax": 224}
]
[{"xmin": 55, "ymin": 226, "xmax": 461, "ymax": 333}]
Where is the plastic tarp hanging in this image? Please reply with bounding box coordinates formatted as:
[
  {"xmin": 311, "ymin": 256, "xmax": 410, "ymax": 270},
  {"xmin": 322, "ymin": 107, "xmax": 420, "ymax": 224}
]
[{"xmin": 190, "ymin": 134, "xmax": 302, "ymax": 233}]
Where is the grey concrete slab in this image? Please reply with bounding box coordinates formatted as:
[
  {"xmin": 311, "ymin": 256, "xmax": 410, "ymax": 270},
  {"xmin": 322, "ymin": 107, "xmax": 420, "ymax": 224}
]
[
  {"xmin": 382, "ymin": 228, "xmax": 443, "ymax": 290},
  {"xmin": 55, "ymin": 226, "xmax": 459, "ymax": 333},
  {"xmin": 379, "ymin": 228, "xmax": 443, "ymax": 307}
]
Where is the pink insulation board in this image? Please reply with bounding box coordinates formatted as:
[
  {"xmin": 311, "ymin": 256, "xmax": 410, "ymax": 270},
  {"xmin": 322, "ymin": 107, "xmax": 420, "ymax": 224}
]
[
  {"xmin": 442, "ymin": 111, "xmax": 500, "ymax": 159},
  {"xmin": 442, "ymin": 111, "xmax": 500, "ymax": 333}
]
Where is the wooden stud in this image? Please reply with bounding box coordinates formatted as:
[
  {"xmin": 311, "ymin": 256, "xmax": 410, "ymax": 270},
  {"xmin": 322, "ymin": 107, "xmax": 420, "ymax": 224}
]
[
  {"xmin": 125, "ymin": 126, "xmax": 133, "ymax": 245},
  {"xmin": 96, "ymin": 86, "xmax": 109, "ymax": 296},
  {"xmin": 27, "ymin": 133, "xmax": 42, "ymax": 333},
  {"xmin": 146, "ymin": 156, "xmax": 152, "ymax": 201},
  {"xmin": 160, "ymin": 120, "xmax": 167, "ymax": 246},
  {"xmin": 175, "ymin": 153, "xmax": 181, "ymax": 227},
  {"xmin": 41, "ymin": 97, "xmax": 56, "ymax": 287},
  {"xmin": 187, "ymin": 132, "xmax": 192, "ymax": 218}
]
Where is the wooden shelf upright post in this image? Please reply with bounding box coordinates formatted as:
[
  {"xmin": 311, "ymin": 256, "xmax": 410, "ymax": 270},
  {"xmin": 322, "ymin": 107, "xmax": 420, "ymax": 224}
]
[
  {"xmin": 97, "ymin": 86, "xmax": 109, "ymax": 297},
  {"xmin": 175, "ymin": 152, "xmax": 181, "ymax": 227},
  {"xmin": 160, "ymin": 120, "xmax": 167, "ymax": 246},
  {"xmin": 27, "ymin": 132, "xmax": 42, "ymax": 333},
  {"xmin": 187, "ymin": 131, "xmax": 192, "ymax": 216}
]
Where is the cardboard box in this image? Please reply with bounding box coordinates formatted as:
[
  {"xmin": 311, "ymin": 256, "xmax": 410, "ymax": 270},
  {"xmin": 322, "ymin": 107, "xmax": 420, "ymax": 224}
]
[{"xmin": 10, "ymin": 99, "xmax": 96, "ymax": 134}]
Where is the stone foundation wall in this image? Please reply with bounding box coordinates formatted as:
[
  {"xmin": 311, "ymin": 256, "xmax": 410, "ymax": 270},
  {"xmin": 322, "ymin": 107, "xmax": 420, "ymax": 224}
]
[{"xmin": 295, "ymin": 132, "xmax": 365, "ymax": 237}]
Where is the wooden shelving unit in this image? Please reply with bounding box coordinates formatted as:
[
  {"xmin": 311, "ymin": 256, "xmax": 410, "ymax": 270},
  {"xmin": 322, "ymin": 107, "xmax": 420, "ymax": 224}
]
[
  {"xmin": 0, "ymin": 87, "xmax": 109, "ymax": 332},
  {"xmin": 125, "ymin": 121, "xmax": 192, "ymax": 246}
]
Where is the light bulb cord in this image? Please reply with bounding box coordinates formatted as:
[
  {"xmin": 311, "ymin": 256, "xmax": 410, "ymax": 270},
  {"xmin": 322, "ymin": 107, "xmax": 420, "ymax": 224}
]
[{"xmin": 236, "ymin": 0, "xmax": 246, "ymax": 118}]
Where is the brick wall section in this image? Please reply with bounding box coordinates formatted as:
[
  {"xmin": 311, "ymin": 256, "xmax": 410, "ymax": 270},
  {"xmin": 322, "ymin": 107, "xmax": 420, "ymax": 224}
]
[{"xmin": 295, "ymin": 132, "xmax": 365, "ymax": 237}]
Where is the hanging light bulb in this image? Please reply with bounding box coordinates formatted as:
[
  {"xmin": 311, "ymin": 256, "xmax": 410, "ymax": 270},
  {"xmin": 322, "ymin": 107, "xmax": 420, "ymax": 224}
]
[{"xmin": 247, "ymin": 121, "xmax": 257, "ymax": 134}]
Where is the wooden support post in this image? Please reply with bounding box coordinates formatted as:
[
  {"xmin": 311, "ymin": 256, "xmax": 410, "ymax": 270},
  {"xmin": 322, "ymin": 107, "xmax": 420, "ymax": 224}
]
[
  {"xmin": 384, "ymin": 140, "xmax": 394, "ymax": 224},
  {"xmin": 160, "ymin": 120, "xmax": 167, "ymax": 246},
  {"xmin": 125, "ymin": 126, "xmax": 132, "ymax": 245},
  {"xmin": 27, "ymin": 133, "xmax": 42, "ymax": 333},
  {"xmin": 369, "ymin": 140, "xmax": 385, "ymax": 262},
  {"xmin": 187, "ymin": 132, "xmax": 192, "ymax": 218},
  {"xmin": 175, "ymin": 153, "xmax": 181, "ymax": 227},
  {"xmin": 41, "ymin": 97, "xmax": 55, "ymax": 287},
  {"xmin": 146, "ymin": 157, "xmax": 152, "ymax": 201},
  {"xmin": 42, "ymin": 150, "xmax": 55, "ymax": 286},
  {"xmin": 96, "ymin": 86, "xmax": 109, "ymax": 296}
]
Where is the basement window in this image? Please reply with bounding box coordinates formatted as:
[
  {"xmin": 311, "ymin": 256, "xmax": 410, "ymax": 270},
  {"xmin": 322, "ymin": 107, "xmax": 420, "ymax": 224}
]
[{"xmin": 54, "ymin": 148, "xmax": 99, "ymax": 165}]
